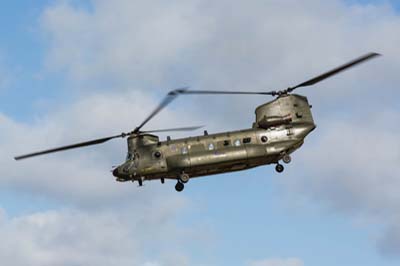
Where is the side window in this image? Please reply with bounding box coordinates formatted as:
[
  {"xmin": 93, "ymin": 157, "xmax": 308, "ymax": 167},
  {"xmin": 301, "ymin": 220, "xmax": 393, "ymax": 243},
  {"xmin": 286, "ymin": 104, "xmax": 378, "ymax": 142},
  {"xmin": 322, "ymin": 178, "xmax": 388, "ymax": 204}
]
[
  {"xmin": 243, "ymin": 137, "xmax": 251, "ymax": 144},
  {"xmin": 170, "ymin": 144, "xmax": 178, "ymax": 153},
  {"xmin": 234, "ymin": 139, "xmax": 241, "ymax": 146},
  {"xmin": 208, "ymin": 143, "xmax": 215, "ymax": 150},
  {"xmin": 181, "ymin": 146, "xmax": 188, "ymax": 154},
  {"xmin": 217, "ymin": 140, "xmax": 230, "ymax": 148},
  {"xmin": 153, "ymin": 151, "xmax": 162, "ymax": 159}
]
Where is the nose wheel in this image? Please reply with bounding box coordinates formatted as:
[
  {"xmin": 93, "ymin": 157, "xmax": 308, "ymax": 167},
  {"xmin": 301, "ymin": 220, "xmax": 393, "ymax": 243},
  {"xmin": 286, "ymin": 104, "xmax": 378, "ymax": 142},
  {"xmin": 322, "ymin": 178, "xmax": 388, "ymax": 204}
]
[
  {"xmin": 275, "ymin": 163, "xmax": 284, "ymax": 173},
  {"xmin": 175, "ymin": 181, "xmax": 184, "ymax": 192}
]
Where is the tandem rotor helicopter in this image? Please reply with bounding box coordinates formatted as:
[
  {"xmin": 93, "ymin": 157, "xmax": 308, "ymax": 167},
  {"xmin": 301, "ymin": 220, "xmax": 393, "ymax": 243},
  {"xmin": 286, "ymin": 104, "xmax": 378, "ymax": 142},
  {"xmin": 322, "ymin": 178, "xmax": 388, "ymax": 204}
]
[{"xmin": 15, "ymin": 53, "xmax": 381, "ymax": 191}]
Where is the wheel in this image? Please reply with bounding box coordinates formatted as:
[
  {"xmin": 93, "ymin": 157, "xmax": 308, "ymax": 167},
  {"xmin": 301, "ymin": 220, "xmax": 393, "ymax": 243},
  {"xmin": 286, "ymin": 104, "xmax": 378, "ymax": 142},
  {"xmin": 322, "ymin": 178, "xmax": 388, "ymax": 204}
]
[
  {"xmin": 275, "ymin": 164, "xmax": 284, "ymax": 173},
  {"xmin": 175, "ymin": 181, "xmax": 184, "ymax": 192},
  {"xmin": 282, "ymin": 154, "xmax": 291, "ymax": 164},
  {"xmin": 179, "ymin": 173, "xmax": 190, "ymax": 184},
  {"xmin": 138, "ymin": 178, "xmax": 143, "ymax": 186}
]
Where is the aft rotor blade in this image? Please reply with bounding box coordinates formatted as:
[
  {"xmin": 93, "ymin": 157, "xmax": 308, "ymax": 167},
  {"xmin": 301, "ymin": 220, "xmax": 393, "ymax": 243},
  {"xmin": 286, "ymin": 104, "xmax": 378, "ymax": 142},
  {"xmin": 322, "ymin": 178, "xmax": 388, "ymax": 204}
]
[
  {"xmin": 133, "ymin": 87, "xmax": 189, "ymax": 133},
  {"xmin": 14, "ymin": 133, "xmax": 125, "ymax": 160},
  {"xmin": 142, "ymin": 125, "xmax": 204, "ymax": 133},
  {"xmin": 176, "ymin": 90, "xmax": 277, "ymax": 96},
  {"xmin": 288, "ymin": 52, "xmax": 381, "ymax": 92}
]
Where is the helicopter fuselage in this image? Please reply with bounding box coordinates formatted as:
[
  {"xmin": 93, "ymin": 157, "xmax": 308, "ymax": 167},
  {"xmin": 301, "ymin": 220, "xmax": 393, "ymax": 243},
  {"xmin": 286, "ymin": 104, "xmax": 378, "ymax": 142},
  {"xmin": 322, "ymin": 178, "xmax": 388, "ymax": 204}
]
[{"xmin": 112, "ymin": 94, "xmax": 316, "ymax": 183}]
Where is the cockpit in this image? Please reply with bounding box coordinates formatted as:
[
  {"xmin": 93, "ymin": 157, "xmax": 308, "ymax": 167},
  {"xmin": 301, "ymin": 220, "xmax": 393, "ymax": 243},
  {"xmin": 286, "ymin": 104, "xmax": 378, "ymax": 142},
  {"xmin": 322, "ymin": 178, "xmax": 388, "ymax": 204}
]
[{"xmin": 126, "ymin": 152, "xmax": 135, "ymax": 161}]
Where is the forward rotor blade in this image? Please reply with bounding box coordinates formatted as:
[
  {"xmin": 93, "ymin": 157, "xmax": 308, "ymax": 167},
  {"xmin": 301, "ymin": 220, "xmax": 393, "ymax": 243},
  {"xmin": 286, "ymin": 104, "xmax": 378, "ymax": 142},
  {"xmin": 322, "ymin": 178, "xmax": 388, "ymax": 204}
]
[
  {"xmin": 133, "ymin": 87, "xmax": 189, "ymax": 133},
  {"xmin": 176, "ymin": 90, "xmax": 277, "ymax": 96},
  {"xmin": 288, "ymin": 52, "xmax": 381, "ymax": 92},
  {"xmin": 141, "ymin": 125, "xmax": 204, "ymax": 133},
  {"xmin": 14, "ymin": 133, "xmax": 124, "ymax": 160}
]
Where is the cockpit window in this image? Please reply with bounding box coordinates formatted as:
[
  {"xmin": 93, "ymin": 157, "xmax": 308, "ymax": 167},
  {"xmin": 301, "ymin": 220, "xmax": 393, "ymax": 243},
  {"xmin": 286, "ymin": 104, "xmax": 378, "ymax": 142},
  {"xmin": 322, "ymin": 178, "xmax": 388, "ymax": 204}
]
[{"xmin": 126, "ymin": 152, "xmax": 134, "ymax": 160}]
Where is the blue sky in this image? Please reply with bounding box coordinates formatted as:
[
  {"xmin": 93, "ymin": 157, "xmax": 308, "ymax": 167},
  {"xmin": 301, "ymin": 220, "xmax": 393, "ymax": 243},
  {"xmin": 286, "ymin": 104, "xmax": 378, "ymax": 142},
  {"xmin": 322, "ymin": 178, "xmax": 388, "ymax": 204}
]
[{"xmin": 0, "ymin": 1, "xmax": 399, "ymax": 266}]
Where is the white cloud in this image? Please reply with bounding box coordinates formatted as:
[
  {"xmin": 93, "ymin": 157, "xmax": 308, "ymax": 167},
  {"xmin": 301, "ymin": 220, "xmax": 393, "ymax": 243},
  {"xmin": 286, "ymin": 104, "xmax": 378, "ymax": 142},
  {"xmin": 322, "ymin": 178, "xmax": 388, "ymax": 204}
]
[
  {"xmin": 0, "ymin": 88, "xmax": 205, "ymax": 206},
  {"xmin": 40, "ymin": 0, "xmax": 211, "ymax": 88},
  {"xmin": 0, "ymin": 201, "xmax": 202, "ymax": 266},
  {"xmin": 39, "ymin": 0, "xmax": 400, "ymax": 125},
  {"xmin": 280, "ymin": 112, "xmax": 400, "ymax": 256},
  {"xmin": 248, "ymin": 257, "xmax": 304, "ymax": 266}
]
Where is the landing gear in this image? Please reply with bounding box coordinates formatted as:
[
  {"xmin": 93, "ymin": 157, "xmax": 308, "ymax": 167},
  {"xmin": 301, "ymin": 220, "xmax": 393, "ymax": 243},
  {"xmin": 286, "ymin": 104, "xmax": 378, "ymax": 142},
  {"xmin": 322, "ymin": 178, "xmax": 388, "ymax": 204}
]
[
  {"xmin": 175, "ymin": 181, "xmax": 184, "ymax": 192},
  {"xmin": 175, "ymin": 172, "xmax": 189, "ymax": 192},
  {"xmin": 282, "ymin": 154, "xmax": 291, "ymax": 164},
  {"xmin": 179, "ymin": 173, "xmax": 190, "ymax": 183},
  {"xmin": 275, "ymin": 163, "xmax": 284, "ymax": 173},
  {"xmin": 138, "ymin": 178, "xmax": 143, "ymax": 186}
]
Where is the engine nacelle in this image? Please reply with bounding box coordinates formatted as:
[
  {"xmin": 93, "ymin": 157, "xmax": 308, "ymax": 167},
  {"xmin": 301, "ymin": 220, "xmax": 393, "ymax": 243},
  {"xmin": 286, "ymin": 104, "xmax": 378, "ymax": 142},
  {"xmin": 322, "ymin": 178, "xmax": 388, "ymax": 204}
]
[
  {"xmin": 257, "ymin": 114, "xmax": 292, "ymax": 129},
  {"xmin": 254, "ymin": 94, "xmax": 314, "ymax": 128}
]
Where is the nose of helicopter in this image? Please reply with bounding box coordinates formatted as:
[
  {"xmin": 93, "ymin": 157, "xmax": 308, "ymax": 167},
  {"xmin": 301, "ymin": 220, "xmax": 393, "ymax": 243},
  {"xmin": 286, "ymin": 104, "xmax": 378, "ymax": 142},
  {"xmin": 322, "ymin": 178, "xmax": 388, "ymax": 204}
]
[{"xmin": 112, "ymin": 167, "xmax": 120, "ymax": 177}]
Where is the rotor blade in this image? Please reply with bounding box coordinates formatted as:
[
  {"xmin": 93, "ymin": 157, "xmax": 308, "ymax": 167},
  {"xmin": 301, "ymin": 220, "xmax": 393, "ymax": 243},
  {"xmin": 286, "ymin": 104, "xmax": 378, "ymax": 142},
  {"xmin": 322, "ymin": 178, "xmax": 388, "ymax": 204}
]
[
  {"xmin": 14, "ymin": 133, "xmax": 125, "ymax": 160},
  {"xmin": 176, "ymin": 90, "xmax": 277, "ymax": 96},
  {"xmin": 133, "ymin": 87, "xmax": 189, "ymax": 133},
  {"xmin": 141, "ymin": 125, "xmax": 204, "ymax": 133},
  {"xmin": 288, "ymin": 52, "xmax": 381, "ymax": 92}
]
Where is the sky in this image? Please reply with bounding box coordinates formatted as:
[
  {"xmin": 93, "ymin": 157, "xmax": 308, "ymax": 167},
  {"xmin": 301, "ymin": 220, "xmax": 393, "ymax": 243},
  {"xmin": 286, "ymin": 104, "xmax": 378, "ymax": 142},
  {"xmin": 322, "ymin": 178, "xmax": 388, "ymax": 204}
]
[{"xmin": 0, "ymin": 0, "xmax": 399, "ymax": 265}]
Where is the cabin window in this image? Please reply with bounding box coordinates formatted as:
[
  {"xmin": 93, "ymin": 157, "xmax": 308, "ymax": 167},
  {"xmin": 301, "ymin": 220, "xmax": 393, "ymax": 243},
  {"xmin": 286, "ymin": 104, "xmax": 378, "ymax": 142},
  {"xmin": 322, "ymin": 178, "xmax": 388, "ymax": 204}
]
[
  {"xmin": 261, "ymin": 136, "xmax": 268, "ymax": 143},
  {"xmin": 243, "ymin": 137, "xmax": 251, "ymax": 144},
  {"xmin": 181, "ymin": 146, "xmax": 188, "ymax": 154},
  {"xmin": 170, "ymin": 144, "xmax": 177, "ymax": 153},
  {"xmin": 217, "ymin": 140, "xmax": 230, "ymax": 149},
  {"xmin": 208, "ymin": 143, "xmax": 215, "ymax": 150},
  {"xmin": 234, "ymin": 139, "xmax": 241, "ymax": 146},
  {"xmin": 153, "ymin": 151, "xmax": 162, "ymax": 159}
]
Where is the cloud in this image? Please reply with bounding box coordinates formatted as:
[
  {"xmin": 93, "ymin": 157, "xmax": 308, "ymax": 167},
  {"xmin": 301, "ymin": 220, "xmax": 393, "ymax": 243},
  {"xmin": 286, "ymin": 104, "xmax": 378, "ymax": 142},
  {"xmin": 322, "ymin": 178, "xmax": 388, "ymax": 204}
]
[
  {"xmin": 0, "ymin": 88, "xmax": 206, "ymax": 206},
  {"xmin": 248, "ymin": 257, "xmax": 304, "ymax": 266},
  {"xmin": 378, "ymin": 222, "xmax": 400, "ymax": 257},
  {"xmin": 280, "ymin": 111, "xmax": 400, "ymax": 256},
  {"xmin": 0, "ymin": 200, "xmax": 203, "ymax": 266},
  {"xmin": 39, "ymin": 0, "xmax": 400, "ymax": 125},
  {"xmin": 40, "ymin": 0, "xmax": 211, "ymax": 89}
]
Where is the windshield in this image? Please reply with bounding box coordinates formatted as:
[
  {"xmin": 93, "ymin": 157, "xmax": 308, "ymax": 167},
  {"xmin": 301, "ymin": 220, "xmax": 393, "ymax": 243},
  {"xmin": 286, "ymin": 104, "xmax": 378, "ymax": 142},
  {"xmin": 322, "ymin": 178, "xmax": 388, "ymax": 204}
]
[{"xmin": 126, "ymin": 152, "xmax": 135, "ymax": 161}]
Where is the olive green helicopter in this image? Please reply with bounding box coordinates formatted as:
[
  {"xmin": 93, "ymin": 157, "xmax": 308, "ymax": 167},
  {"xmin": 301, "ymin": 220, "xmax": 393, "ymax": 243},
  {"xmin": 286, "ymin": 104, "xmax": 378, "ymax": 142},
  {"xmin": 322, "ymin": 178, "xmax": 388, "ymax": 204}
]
[{"xmin": 15, "ymin": 52, "xmax": 381, "ymax": 191}]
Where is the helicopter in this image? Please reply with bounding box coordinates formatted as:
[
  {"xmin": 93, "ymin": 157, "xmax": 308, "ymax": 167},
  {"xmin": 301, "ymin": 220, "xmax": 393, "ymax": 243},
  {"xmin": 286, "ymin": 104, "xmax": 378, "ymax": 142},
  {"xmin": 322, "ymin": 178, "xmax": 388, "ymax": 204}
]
[{"xmin": 15, "ymin": 52, "xmax": 381, "ymax": 192}]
